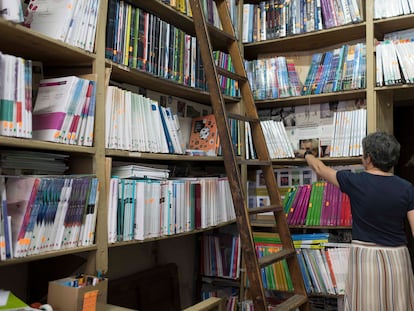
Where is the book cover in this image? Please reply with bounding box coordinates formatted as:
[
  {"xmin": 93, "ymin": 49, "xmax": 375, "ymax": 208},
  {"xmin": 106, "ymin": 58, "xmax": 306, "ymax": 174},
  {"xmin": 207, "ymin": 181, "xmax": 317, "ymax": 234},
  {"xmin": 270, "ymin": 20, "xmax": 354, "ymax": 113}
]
[
  {"xmin": 188, "ymin": 114, "xmax": 219, "ymax": 156},
  {"xmin": 25, "ymin": 0, "xmax": 77, "ymax": 42}
]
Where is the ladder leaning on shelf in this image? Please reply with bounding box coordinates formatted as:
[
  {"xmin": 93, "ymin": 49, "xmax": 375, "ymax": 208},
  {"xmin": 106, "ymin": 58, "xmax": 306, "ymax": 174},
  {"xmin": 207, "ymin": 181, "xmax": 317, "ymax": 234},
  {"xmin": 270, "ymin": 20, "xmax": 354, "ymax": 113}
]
[{"xmin": 188, "ymin": 0, "xmax": 310, "ymax": 310}]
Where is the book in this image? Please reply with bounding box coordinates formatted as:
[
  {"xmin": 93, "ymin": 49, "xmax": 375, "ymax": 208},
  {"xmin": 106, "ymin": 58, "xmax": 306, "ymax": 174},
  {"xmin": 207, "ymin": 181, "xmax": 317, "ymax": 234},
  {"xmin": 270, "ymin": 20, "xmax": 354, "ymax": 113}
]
[
  {"xmin": 0, "ymin": 0, "xmax": 23, "ymax": 22},
  {"xmin": 188, "ymin": 114, "xmax": 220, "ymax": 156},
  {"xmin": 25, "ymin": 0, "xmax": 77, "ymax": 42},
  {"xmin": 32, "ymin": 76, "xmax": 80, "ymax": 143},
  {"xmin": 112, "ymin": 164, "xmax": 170, "ymax": 180}
]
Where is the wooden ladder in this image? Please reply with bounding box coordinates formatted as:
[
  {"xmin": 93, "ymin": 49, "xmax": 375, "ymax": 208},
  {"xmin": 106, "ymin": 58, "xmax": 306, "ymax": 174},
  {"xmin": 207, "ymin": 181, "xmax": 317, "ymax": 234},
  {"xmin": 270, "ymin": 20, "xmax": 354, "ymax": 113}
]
[{"xmin": 188, "ymin": 1, "xmax": 310, "ymax": 310}]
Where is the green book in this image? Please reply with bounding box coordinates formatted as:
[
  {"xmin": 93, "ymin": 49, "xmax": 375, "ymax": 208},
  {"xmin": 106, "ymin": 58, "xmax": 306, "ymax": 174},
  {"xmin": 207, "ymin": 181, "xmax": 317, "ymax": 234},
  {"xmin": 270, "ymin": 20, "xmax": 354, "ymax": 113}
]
[{"xmin": 0, "ymin": 291, "xmax": 28, "ymax": 310}]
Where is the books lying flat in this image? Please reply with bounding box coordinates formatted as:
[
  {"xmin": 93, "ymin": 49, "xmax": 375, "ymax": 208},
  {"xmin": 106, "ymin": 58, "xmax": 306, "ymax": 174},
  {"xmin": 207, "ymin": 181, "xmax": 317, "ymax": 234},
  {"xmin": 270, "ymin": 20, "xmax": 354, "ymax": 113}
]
[{"xmin": 111, "ymin": 165, "xmax": 170, "ymax": 180}]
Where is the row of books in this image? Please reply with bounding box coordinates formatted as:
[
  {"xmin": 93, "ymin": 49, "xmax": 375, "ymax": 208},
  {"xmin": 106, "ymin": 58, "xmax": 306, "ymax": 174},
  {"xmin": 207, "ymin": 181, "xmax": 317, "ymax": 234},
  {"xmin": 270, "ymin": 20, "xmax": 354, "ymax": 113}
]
[
  {"xmin": 374, "ymin": 0, "xmax": 414, "ymax": 19},
  {"xmin": 200, "ymin": 232, "xmax": 241, "ymax": 279},
  {"xmin": 105, "ymin": 85, "xmax": 246, "ymax": 157},
  {"xmin": 0, "ymin": 150, "xmax": 69, "ymax": 175},
  {"xmin": 261, "ymin": 120, "xmax": 295, "ymax": 159},
  {"xmin": 107, "ymin": 174, "xmax": 236, "ymax": 243},
  {"xmin": 24, "ymin": 0, "xmax": 100, "ymax": 52},
  {"xmin": 253, "ymin": 232, "xmax": 294, "ymax": 292},
  {"xmin": 242, "ymin": 0, "xmax": 363, "ymax": 43},
  {"xmin": 284, "ymin": 182, "xmax": 352, "ymax": 226},
  {"xmin": 302, "ymin": 43, "xmax": 366, "ymax": 95},
  {"xmin": 0, "ymin": 53, "xmax": 33, "ymax": 138},
  {"xmin": 213, "ymin": 51, "xmax": 239, "ymax": 97},
  {"xmin": 330, "ymin": 108, "xmax": 366, "ymax": 157},
  {"xmin": 246, "ymin": 43, "xmax": 366, "ymax": 100},
  {"xmin": 376, "ymin": 39, "xmax": 414, "ymax": 87},
  {"xmin": 253, "ymin": 232, "xmax": 350, "ymax": 295},
  {"xmin": 0, "ymin": 175, "xmax": 99, "ymax": 261},
  {"xmin": 32, "ymin": 75, "xmax": 96, "ymax": 146},
  {"xmin": 106, "ymin": 1, "xmax": 200, "ymax": 85},
  {"xmin": 105, "ymin": 85, "xmax": 185, "ymax": 153},
  {"xmin": 297, "ymin": 246, "xmax": 349, "ymax": 295},
  {"xmin": 106, "ymin": 1, "xmax": 210, "ymax": 92},
  {"xmin": 245, "ymin": 56, "xmax": 302, "ymax": 100}
]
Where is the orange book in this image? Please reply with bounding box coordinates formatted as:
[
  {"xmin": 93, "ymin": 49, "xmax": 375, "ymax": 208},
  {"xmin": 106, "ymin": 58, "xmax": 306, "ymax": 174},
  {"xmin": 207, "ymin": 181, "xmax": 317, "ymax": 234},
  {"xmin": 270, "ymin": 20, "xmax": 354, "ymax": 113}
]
[{"xmin": 188, "ymin": 114, "xmax": 219, "ymax": 156}]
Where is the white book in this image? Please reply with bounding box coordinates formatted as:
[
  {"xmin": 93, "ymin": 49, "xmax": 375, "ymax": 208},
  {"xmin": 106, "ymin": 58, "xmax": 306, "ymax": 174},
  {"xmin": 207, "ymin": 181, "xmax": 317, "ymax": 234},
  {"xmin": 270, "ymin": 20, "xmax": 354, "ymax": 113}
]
[
  {"xmin": 27, "ymin": 0, "xmax": 77, "ymax": 42},
  {"xmin": 75, "ymin": 0, "xmax": 94, "ymax": 50},
  {"xmin": 86, "ymin": 178, "xmax": 99, "ymax": 246},
  {"xmin": 76, "ymin": 80, "xmax": 95, "ymax": 145},
  {"xmin": 104, "ymin": 86, "xmax": 115, "ymax": 148},
  {"xmin": 150, "ymin": 101, "xmax": 169, "ymax": 153},
  {"xmin": 0, "ymin": 0, "xmax": 23, "ymax": 22},
  {"xmin": 241, "ymin": 4, "xmax": 251, "ymax": 43},
  {"xmin": 32, "ymin": 76, "xmax": 79, "ymax": 142},
  {"xmin": 129, "ymin": 93, "xmax": 139, "ymax": 151},
  {"xmin": 376, "ymin": 42, "xmax": 384, "ymax": 86},
  {"xmin": 123, "ymin": 91, "xmax": 132, "ymax": 150},
  {"xmin": 64, "ymin": 0, "xmax": 82, "ymax": 45},
  {"xmin": 133, "ymin": 180, "xmax": 145, "ymax": 240},
  {"xmin": 135, "ymin": 94, "xmax": 147, "ymax": 151},
  {"xmin": 0, "ymin": 54, "xmax": 16, "ymax": 137},
  {"xmin": 190, "ymin": 36, "xmax": 197, "ymax": 87},
  {"xmin": 159, "ymin": 180, "xmax": 170, "ymax": 236},
  {"xmin": 112, "ymin": 164, "xmax": 170, "ymax": 180},
  {"xmin": 400, "ymin": 0, "xmax": 411, "ymax": 15},
  {"xmin": 85, "ymin": 0, "xmax": 100, "ymax": 52},
  {"xmin": 394, "ymin": 41, "xmax": 413, "ymax": 83},
  {"xmin": 59, "ymin": 78, "xmax": 89, "ymax": 144},
  {"xmin": 107, "ymin": 177, "xmax": 118, "ymax": 243}
]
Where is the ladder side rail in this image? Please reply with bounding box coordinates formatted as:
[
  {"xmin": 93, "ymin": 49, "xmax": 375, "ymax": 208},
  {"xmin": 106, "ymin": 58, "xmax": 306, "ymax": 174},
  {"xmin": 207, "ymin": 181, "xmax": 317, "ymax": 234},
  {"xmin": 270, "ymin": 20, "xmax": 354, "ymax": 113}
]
[{"xmin": 188, "ymin": 1, "xmax": 267, "ymax": 309}]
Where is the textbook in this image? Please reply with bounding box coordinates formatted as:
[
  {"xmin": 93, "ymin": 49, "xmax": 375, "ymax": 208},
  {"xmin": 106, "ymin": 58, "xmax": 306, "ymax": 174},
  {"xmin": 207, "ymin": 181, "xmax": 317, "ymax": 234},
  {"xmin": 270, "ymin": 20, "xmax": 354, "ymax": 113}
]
[{"xmin": 111, "ymin": 164, "xmax": 170, "ymax": 180}]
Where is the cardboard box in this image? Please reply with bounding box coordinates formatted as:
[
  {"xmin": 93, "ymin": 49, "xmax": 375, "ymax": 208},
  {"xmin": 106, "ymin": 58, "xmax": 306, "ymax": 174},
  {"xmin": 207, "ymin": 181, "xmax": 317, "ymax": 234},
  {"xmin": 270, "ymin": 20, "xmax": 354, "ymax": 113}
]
[{"xmin": 47, "ymin": 275, "xmax": 108, "ymax": 311}]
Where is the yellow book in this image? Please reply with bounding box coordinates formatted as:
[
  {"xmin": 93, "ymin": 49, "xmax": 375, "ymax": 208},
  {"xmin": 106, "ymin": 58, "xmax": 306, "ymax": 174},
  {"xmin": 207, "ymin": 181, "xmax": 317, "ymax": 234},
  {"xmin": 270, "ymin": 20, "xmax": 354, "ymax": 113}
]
[
  {"xmin": 0, "ymin": 291, "xmax": 28, "ymax": 310},
  {"xmin": 123, "ymin": 4, "xmax": 132, "ymax": 66}
]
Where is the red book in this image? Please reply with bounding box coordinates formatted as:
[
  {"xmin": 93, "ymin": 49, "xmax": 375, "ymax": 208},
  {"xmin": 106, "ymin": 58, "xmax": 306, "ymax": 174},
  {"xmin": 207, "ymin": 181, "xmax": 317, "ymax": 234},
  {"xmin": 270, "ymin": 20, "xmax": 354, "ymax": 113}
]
[{"xmin": 194, "ymin": 182, "xmax": 201, "ymax": 229}]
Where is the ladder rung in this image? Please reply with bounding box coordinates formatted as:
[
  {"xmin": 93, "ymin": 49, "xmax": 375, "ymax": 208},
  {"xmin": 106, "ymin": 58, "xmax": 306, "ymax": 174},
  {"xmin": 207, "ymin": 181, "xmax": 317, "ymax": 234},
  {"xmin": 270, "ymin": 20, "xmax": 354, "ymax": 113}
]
[
  {"xmin": 248, "ymin": 204, "xmax": 283, "ymax": 215},
  {"xmin": 216, "ymin": 66, "xmax": 247, "ymax": 82},
  {"xmin": 226, "ymin": 112, "xmax": 260, "ymax": 123},
  {"xmin": 237, "ymin": 159, "xmax": 272, "ymax": 166},
  {"xmin": 258, "ymin": 248, "xmax": 296, "ymax": 268},
  {"xmin": 272, "ymin": 294, "xmax": 309, "ymax": 311}
]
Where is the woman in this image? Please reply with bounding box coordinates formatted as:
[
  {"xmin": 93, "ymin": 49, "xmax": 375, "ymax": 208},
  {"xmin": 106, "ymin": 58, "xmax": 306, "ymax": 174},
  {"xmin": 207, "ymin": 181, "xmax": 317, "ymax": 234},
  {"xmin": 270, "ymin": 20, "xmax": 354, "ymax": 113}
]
[{"xmin": 301, "ymin": 131, "xmax": 414, "ymax": 310}]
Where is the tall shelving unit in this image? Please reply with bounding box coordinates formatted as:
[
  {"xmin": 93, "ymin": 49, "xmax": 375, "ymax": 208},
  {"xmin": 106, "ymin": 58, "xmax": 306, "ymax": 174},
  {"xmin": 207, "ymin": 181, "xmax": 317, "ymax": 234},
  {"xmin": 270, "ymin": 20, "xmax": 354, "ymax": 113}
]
[
  {"xmin": 0, "ymin": 0, "xmax": 414, "ymax": 308},
  {"xmin": 239, "ymin": 0, "xmax": 414, "ymax": 308}
]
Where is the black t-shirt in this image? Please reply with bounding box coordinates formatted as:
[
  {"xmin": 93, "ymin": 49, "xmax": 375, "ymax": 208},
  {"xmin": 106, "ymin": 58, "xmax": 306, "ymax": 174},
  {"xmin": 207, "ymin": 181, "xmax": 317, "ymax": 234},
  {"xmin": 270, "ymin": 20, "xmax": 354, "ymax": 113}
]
[{"xmin": 337, "ymin": 170, "xmax": 414, "ymax": 246}]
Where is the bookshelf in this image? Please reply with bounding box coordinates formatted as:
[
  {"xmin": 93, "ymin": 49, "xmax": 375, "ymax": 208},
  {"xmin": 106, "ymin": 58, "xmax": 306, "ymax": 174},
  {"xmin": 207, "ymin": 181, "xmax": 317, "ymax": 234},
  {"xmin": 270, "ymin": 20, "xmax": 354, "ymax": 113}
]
[{"xmin": 0, "ymin": 0, "xmax": 413, "ymax": 309}]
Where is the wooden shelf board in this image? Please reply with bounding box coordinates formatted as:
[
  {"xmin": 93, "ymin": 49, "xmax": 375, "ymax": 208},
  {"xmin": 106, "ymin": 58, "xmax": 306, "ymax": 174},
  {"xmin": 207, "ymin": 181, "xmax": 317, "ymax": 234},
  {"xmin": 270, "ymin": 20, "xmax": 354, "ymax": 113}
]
[
  {"xmin": 108, "ymin": 220, "xmax": 236, "ymax": 248},
  {"xmin": 375, "ymin": 84, "xmax": 414, "ymax": 101},
  {"xmin": 0, "ymin": 136, "xmax": 96, "ymax": 155},
  {"xmin": 108, "ymin": 61, "xmax": 240, "ymax": 105},
  {"xmin": 254, "ymin": 89, "xmax": 366, "ymax": 109},
  {"xmin": 0, "ymin": 245, "xmax": 97, "ymax": 267},
  {"xmin": 374, "ymin": 14, "xmax": 414, "ymax": 39},
  {"xmin": 271, "ymin": 157, "xmax": 362, "ymax": 166},
  {"xmin": 106, "ymin": 149, "xmax": 226, "ymax": 161},
  {"xmin": 244, "ymin": 23, "xmax": 366, "ymax": 59}
]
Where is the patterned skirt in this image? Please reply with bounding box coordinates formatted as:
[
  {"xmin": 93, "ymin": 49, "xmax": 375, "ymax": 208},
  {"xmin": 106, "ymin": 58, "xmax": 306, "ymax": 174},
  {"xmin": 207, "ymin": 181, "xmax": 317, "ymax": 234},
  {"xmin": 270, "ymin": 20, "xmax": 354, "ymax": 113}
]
[{"xmin": 344, "ymin": 240, "xmax": 414, "ymax": 311}]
